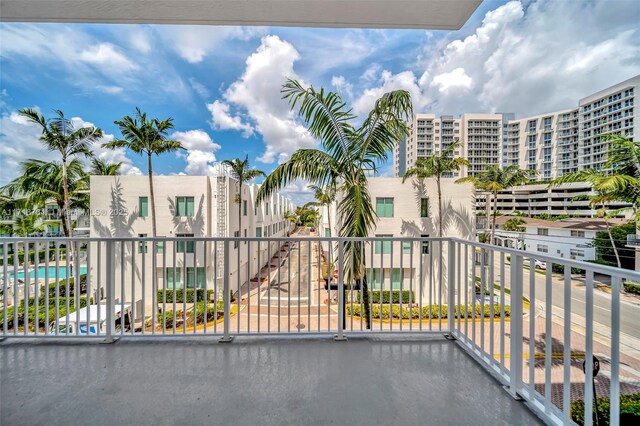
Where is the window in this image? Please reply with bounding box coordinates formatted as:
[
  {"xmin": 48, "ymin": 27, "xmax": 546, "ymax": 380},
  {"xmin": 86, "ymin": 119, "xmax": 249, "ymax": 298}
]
[
  {"xmin": 420, "ymin": 198, "xmax": 430, "ymax": 217},
  {"xmin": 402, "ymin": 241, "xmax": 412, "ymax": 254},
  {"xmin": 139, "ymin": 197, "xmax": 148, "ymax": 217},
  {"xmin": 256, "ymin": 227, "xmax": 262, "ymax": 238},
  {"xmin": 175, "ymin": 197, "xmax": 194, "ymax": 216},
  {"xmin": 374, "ymin": 234, "xmax": 392, "ymax": 254},
  {"xmin": 233, "ymin": 231, "xmax": 239, "ymax": 249},
  {"xmin": 325, "ymin": 228, "xmax": 331, "ymax": 237},
  {"xmin": 156, "ymin": 241, "xmax": 165, "ymax": 254},
  {"xmin": 570, "ymin": 249, "xmax": 585, "ymax": 257},
  {"xmin": 371, "ymin": 268, "xmax": 402, "ymax": 290},
  {"xmin": 138, "ymin": 234, "xmax": 147, "ymax": 253},
  {"xmin": 376, "ymin": 198, "xmax": 394, "ymax": 217},
  {"xmin": 537, "ymin": 244, "xmax": 548, "ymax": 253},
  {"xmin": 244, "ymin": 229, "xmax": 247, "ymax": 244},
  {"xmin": 537, "ymin": 228, "xmax": 549, "ymax": 236},
  {"xmin": 421, "ymin": 234, "xmax": 430, "ymax": 254},
  {"xmin": 165, "ymin": 267, "xmax": 205, "ymax": 289},
  {"xmin": 176, "ymin": 233, "xmax": 194, "ymax": 253},
  {"xmin": 266, "ymin": 203, "xmax": 269, "ymax": 215},
  {"xmin": 243, "ymin": 200, "xmax": 247, "ymax": 216},
  {"xmin": 571, "ymin": 230, "xmax": 585, "ymax": 238}
]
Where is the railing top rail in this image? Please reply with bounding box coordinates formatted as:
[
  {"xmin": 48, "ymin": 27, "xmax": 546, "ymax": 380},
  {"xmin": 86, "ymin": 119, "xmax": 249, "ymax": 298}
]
[
  {"xmin": 451, "ymin": 237, "xmax": 640, "ymax": 281},
  {"xmin": 0, "ymin": 236, "xmax": 452, "ymax": 243}
]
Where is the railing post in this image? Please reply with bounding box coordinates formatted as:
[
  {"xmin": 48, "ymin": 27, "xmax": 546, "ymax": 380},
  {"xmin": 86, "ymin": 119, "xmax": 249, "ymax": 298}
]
[
  {"xmin": 334, "ymin": 240, "xmax": 346, "ymax": 341},
  {"xmin": 447, "ymin": 240, "xmax": 456, "ymax": 334},
  {"xmin": 103, "ymin": 240, "xmax": 117, "ymax": 343},
  {"xmin": 219, "ymin": 239, "xmax": 233, "ymax": 343},
  {"xmin": 508, "ymin": 253, "xmax": 523, "ymax": 399}
]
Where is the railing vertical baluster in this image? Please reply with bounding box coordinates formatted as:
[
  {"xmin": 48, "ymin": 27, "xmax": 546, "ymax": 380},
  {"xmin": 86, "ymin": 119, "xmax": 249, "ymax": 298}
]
[
  {"xmin": 610, "ymin": 276, "xmax": 621, "ymax": 426},
  {"xmin": 152, "ymin": 239, "xmax": 157, "ymax": 334},
  {"xmin": 96, "ymin": 242, "xmax": 101, "ymax": 336},
  {"xmin": 183, "ymin": 242, "xmax": 187, "ymax": 335},
  {"xmin": 33, "ymin": 241, "xmax": 39, "ymax": 335},
  {"xmin": 584, "ymin": 270, "xmax": 594, "ymax": 426},
  {"xmin": 456, "ymin": 243, "xmax": 461, "ymax": 335},
  {"xmin": 120, "ymin": 241, "xmax": 125, "ymax": 337},
  {"xmin": 257, "ymin": 240, "xmax": 260, "ymax": 333},
  {"xmin": 563, "ymin": 267, "xmax": 571, "ymax": 422},
  {"xmin": 12, "ymin": 244, "xmax": 18, "ymax": 336},
  {"xmin": 409, "ymin": 241, "xmax": 413, "ymax": 332},
  {"xmin": 86, "ymin": 242, "xmax": 91, "ymax": 335},
  {"xmin": 464, "ymin": 244, "xmax": 469, "ymax": 340},
  {"xmin": 528, "ymin": 257, "xmax": 535, "ymax": 395},
  {"xmin": 220, "ymin": 240, "xmax": 233, "ymax": 343},
  {"xmin": 306, "ymin": 239, "xmax": 310, "ymax": 333},
  {"xmin": 248, "ymin": 240, "xmax": 252, "ymax": 334},
  {"xmin": 335, "ymin": 240, "xmax": 346, "ymax": 341},
  {"xmin": 499, "ymin": 252, "xmax": 505, "ymax": 372},
  {"xmin": 399, "ymin": 241, "xmax": 403, "ymax": 331},
  {"xmin": 390, "ymin": 239, "xmax": 394, "ymax": 332},
  {"xmin": 379, "ymin": 238, "xmax": 383, "ymax": 332},
  {"xmin": 23, "ymin": 240, "xmax": 29, "ymax": 336},
  {"xmin": 237, "ymin": 238, "xmax": 241, "ymax": 334},
  {"xmin": 3, "ymin": 242, "xmax": 9, "ymax": 335},
  {"xmin": 142, "ymin": 238, "xmax": 146, "ymax": 335},
  {"xmin": 54, "ymin": 242, "xmax": 59, "ymax": 336},
  {"xmin": 439, "ymin": 241, "xmax": 443, "ymax": 332},
  {"xmin": 480, "ymin": 246, "xmax": 485, "ymax": 353},
  {"xmin": 131, "ymin": 240, "xmax": 136, "ymax": 336},
  {"xmin": 287, "ymin": 239, "xmax": 291, "ymax": 333},
  {"xmin": 277, "ymin": 238, "xmax": 281, "ymax": 333},
  {"xmin": 104, "ymin": 240, "xmax": 115, "ymax": 343},
  {"xmin": 508, "ymin": 254, "xmax": 523, "ymax": 399},
  {"xmin": 544, "ymin": 266, "xmax": 552, "ymax": 413},
  {"xmin": 203, "ymin": 240, "xmax": 208, "ymax": 335},
  {"xmin": 447, "ymin": 240, "xmax": 455, "ymax": 333},
  {"xmin": 489, "ymin": 250, "xmax": 494, "ymax": 364},
  {"xmin": 267, "ymin": 239, "xmax": 271, "ymax": 333},
  {"xmin": 213, "ymin": 241, "xmax": 218, "ymax": 335},
  {"xmin": 419, "ymin": 238, "xmax": 423, "ymax": 331}
]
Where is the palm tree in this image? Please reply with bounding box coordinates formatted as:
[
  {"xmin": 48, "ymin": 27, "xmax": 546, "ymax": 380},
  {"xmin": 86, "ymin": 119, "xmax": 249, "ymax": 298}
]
[
  {"xmin": 221, "ymin": 155, "xmax": 266, "ymax": 241},
  {"xmin": 257, "ymin": 79, "xmax": 412, "ymax": 328},
  {"xmin": 402, "ymin": 141, "xmax": 469, "ymax": 237},
  {"xmin": 91, "ymin": 158, "xmax": 122, "ymax": 175},
  {"xmin": 283, "ymin": 210, "xmax": 298, "ymax": 231},
  {"xmin": 550, "ymin": 134, "xmax": 640, "ymax": 269},
  {"xmin": 18, "ymin": 109, "xmax": 102, "ymax": 238},
  {"xmin": 13, "ymin": 212, "xmax": 45, "ymax": 237},
  {"xmin": 457, "ymin": 165, "xmax": 535, "ymax": 244},
  {"xmin": 103, "ymin": 108, "xmax": 184, "ymax": 237},
  {"xmin": 2, "ymin": 159, "xmax": 89, "ymax": 238},
  {"xmin": 305, "ymin": 184, "xmax": 338, "ymax": 237}
]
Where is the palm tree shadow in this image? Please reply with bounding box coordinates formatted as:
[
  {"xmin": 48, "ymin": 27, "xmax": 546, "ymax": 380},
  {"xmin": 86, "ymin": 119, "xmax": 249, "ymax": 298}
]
[
  {"xmin": 167, "ymin": 195, "xmax": 206, "ymax": 236},
  {"xmin": 521, "ymin": 332, "xmax": 597, "ymax": 369}
]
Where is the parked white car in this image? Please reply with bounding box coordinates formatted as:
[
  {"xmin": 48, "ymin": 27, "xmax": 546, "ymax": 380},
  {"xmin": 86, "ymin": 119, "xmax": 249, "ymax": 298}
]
[{"xmin": 533, "ymin": 259, "xmax": 547, "ymax": 270}]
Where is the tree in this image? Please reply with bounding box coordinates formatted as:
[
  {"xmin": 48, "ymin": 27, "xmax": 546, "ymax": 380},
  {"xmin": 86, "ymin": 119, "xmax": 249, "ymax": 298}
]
[
  {"xmin": 257, "ymin": 79, "xmax": 412, "ymax": 329},
  {"xmin": 305, "ymin": 184, "xmax": 338, "ymax": 236},
  {"xmin": 551, "ymin": 134, "xmax": 640, "ymax": 269},
  {"xmin": 402, "ymin": 140, "xmax": 469, "ymax": 237},
  {"xmin": 503, "ymin": 217, "xmax": 526, "ymax": 232},
  {"xmin": 91, "ymin": 158, "xmax": 122, "ymax": 175},
  {"xmin": 103, "ymin": 108, "xmax": 184, "ymax": 237},
  {"xmin": 592, "ymin": 222, "xmax": 635, "ymax": 270},
  {"xmin": 2, "ymin": 159, "xmax": 89, "ymax": 238},
  {"xmin": 295, "ymin": 205, "xmax": 320, "ymax": 227},
  {"xmin": 221, "ymin": 155, "xmax": 266, "ymax": 241},
  {"xmin": 457, "ymin": 165, "xmax": 535, "ymax": 244},
  {"xmin": 18, "ymin": 109, "xmax": 102, "ymax": 238},
  {"xmin": 13, "ymin": 212, "xmax": 45, "ymax": 237}
]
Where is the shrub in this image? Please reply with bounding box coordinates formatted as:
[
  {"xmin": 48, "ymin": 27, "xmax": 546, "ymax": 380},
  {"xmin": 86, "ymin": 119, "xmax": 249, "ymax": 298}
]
[
  {"xmin": 346, "ymin": 304, "xmax": 510, "ymax": 320},
  {"xmin": 0, "ymin": 296, "xmax": 91, "ymax": 330},
  {"xmin": 355, "ymin": 290, "xmax": 414, "ymax": 304},
  {"xmin": 47, "ymin": 274, "xmax": 87, "ymax": 297},
  {"xmin": 157, "ymin": 289, "xmax": 232, "ymax": 304},
  {"xmin": 0, "ymin": 247, "xmax": 67, "ymax": 266},
  {"xmin": 158, "ymin": 301, "xmax": 225, "ymax": 329},
  {"xmin": 624, "ymin": 282, "xmax": 640, "ymax": 296},
  {"xmin": 570, "ymin": 392, "xmax": 640, "ymax": 425}
]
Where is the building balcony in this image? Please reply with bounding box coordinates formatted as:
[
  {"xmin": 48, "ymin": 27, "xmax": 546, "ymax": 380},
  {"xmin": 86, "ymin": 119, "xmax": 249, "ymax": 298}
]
[
  {"xmin": 1, "ymin": 235, "xmax": 638, "ymax": 426},
  {"xmin": 627, "ymin": 234, "xmax": 640, "ymax": 247}
]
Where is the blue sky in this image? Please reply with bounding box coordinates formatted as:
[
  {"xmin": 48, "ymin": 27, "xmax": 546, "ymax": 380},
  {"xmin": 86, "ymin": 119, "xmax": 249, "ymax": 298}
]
[{"xmin": 1, "ymin": 0, "xmax": 639, "ymax": 203}]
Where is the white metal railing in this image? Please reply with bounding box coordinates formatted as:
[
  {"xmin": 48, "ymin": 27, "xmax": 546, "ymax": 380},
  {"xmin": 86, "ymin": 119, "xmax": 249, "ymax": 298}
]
[{"xmin": 1, "ymin": 235, "xmax": 638, "ymax": 426}]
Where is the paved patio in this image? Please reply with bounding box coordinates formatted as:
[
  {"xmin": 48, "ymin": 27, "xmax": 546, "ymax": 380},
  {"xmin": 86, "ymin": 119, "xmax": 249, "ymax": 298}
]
[{"xmin": 1, "ymin": 335, "xmax": 541, "ymax": 425}]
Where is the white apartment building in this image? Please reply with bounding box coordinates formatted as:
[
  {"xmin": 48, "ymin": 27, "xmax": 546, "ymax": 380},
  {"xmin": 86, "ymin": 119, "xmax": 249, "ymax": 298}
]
[
  {"xmin": 89, "ymin": 174, "xmax": 295, "ymax": 317},
  {"xmin": 493, "ymin": 216, "xmax": 626, "ymax": 263},
  {"xmin": 318, "ymin": 177, "xmax": 475, "ymax": 303},
  {"xmin": 395, "ymin": 74, "xmax": 639, "ymax": 182}
]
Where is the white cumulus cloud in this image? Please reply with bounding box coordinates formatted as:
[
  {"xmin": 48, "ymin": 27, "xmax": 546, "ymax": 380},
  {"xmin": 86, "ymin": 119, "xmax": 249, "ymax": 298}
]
[
  {"xmin": 207, "ymin": 35, "xmax": 317, "ymax": 164},
  {"xmin": 171, "ymin": 130, "xmax": 222, "ymax": 175}
]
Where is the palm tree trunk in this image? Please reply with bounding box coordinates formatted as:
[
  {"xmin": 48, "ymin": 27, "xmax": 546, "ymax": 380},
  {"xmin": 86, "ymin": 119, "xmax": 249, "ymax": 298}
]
[
  {"xmin": 604, "ymin": 218, "xmax": 622, "ymax": 268},
  {"xmin": 238, "ymin": 181, "xmax": 242, "ymax": 242},
  {"xmin": 491, "ymin": 191, "xmax": 498, "ymax": 245},
  {"xmin": 61, "ymin": 159, "xmax": 76, "ymax": 265},
  {"xmin": 437, "ymin": 177, "xmax": 443, "ymax": 238},
  {"xmin": 148, "ymin": 154, "xmax": 157, "ymax": 237}
]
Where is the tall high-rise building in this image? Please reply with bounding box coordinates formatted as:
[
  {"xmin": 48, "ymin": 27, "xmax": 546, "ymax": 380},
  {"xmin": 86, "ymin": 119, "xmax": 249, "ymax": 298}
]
[{"xmin": 394, "ymin": 74, "xmax": 639, "ymax": 181}]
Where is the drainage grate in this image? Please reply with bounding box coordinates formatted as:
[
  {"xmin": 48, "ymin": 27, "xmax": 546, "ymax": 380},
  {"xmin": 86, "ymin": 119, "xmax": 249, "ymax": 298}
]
[{"xmin": 296, "ymin": 323, "xmax": 306, "ymax": 330}]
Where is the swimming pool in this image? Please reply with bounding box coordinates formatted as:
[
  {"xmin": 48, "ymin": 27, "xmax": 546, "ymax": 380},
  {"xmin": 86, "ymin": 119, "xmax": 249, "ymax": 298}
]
[{"xmin": 8, "ymin": 266, "xmax": 87, "ymax": 280}]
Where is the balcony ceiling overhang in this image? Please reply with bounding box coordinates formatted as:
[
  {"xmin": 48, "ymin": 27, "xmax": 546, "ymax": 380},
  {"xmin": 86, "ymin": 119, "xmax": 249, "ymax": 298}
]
[{"xmin": 0, "ymin": 0, "xmax": 482, "ymax": 29}]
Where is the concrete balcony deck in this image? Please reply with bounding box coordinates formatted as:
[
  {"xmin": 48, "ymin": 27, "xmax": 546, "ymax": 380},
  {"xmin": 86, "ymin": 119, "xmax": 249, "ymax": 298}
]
[{"xmin": 1, "ymin": 335, "xmax": 541, "ymax": 425}]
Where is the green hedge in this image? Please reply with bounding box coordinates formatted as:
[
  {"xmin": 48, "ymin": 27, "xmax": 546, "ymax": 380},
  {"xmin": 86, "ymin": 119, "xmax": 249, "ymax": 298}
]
[
  {"xmin": 355, "ymin": 290, "xmax": 414, "ymax": 304},
  {"xmin": 624, "ymin": 282, "xmax": 640, "ymax": 296},
  {"xmin": 0, "ymin": 247, "xmax": 67, "ymax": 266},
  {"xmin": 47, "ymin": 274, "xmax": 87, "ymax": 297},
  {"xmin": 570, "ymin": 392, "xmax": 640, "ymax": 425},
  {"xmin": 346, "ymin": 304, "xmax": 511, "ymax": 320},
  {"xmin": 0, "ymin": 297, "xmax": 91, "ymax": 330},
  {"xmin": 158, "ymin": 301, "xmax": 225, "ymax": 329},
  {"xmin": 157, "ymin": 289, "xmax": 231, "ymax": 303}
]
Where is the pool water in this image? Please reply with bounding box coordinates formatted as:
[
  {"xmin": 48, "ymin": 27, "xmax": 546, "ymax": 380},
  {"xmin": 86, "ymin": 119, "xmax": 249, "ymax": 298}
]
[{"xmin": 9, "ymin": 266, "xmax": 87, "ymax": 280}]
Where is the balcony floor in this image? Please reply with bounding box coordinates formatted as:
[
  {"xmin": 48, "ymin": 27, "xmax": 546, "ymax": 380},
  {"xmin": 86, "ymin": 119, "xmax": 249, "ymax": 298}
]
[{"xmin": 1, "ymin": 335, "xmax": 541, "ymax": 425}]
